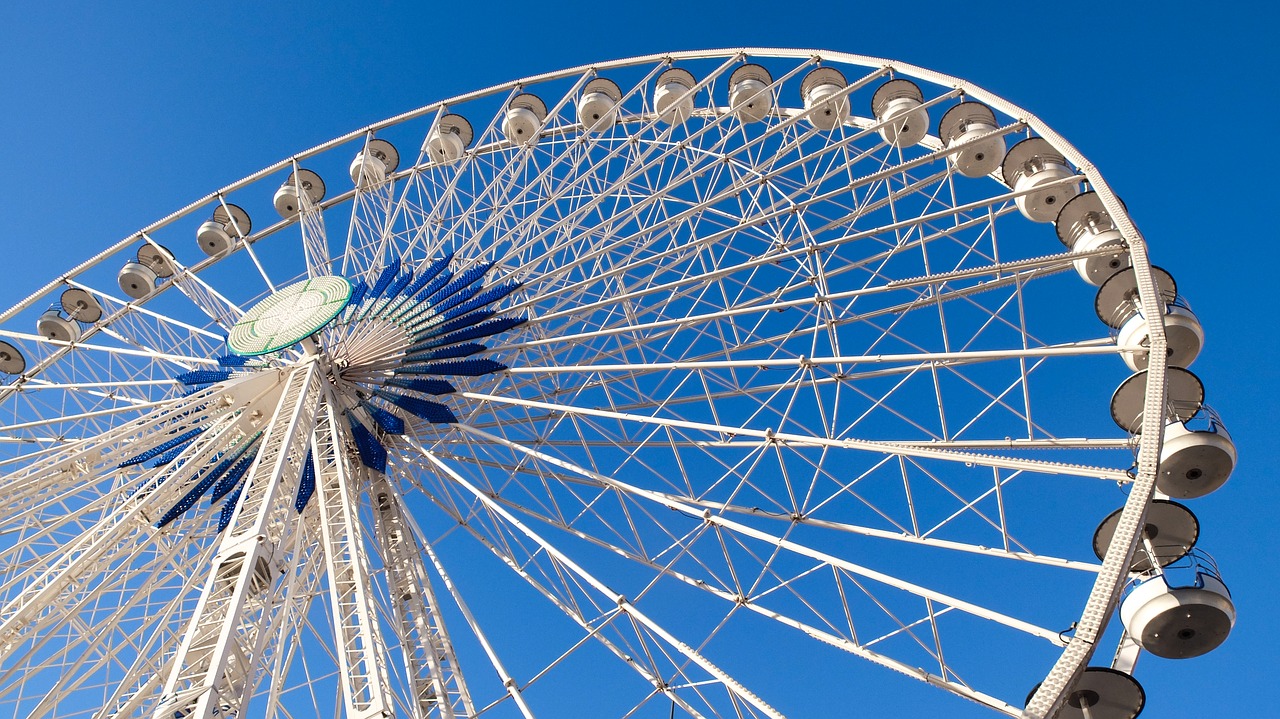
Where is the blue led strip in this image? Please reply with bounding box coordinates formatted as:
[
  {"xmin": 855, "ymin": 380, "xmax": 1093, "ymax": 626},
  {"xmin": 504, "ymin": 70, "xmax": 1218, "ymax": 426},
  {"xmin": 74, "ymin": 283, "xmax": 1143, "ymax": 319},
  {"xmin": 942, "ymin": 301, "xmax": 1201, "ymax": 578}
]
[
  {"xmin": 175, "ymin": 370, "xmax": 234, "ymax": 387},
  {"xmin": 348, "ymin": 416, "xmax": 388, "ymax": 472},
  {"xmin": 210, "ymin": 448, "xmax": 258, "ymax": 502},
  {"xmin": 359, "ymin": 400, "xmax": 405, "ymax": 435},
  {"xmin": 294, "ymin": 450, "xmax": 317, "ymax": 512},
  {"xmin": 384, "ymin": 378, "xmax": 454, "ymax": 395},
  {"xmin": 118, "ymin": 427, "xmax": 206, "ymax": 468},
  {"xmin": 156, "ymin": 432, "xmax": 263, "ymax": 528},
  {"xmin": 333, "ymin": 255, "xmax": 524, "ymax": 435},
  {"xmin": 407, "ymin": 316, "xmax": 528, "ymax": 354},
  {"xmin": 372, "ymin": 389, "xmax": 457, "ymax": 424},
  {"xmin": 217, "ymin": 483, "xmax": 245, "ymax": 532}
]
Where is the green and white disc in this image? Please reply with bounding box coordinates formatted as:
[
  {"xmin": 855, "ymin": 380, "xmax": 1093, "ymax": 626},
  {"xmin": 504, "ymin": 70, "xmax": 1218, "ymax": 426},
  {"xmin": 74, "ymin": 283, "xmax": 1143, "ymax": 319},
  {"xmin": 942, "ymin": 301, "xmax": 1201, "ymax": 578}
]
[{"xmin": 227, "ymin": 276, "xmax": 352, "ymax": 356}]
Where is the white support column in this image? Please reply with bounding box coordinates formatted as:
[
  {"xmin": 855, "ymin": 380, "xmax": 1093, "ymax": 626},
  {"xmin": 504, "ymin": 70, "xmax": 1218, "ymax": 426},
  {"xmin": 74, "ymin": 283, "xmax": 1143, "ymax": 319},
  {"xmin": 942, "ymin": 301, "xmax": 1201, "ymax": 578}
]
[
  {"xmin": 460, "ymin": 391, "xmax": 1132, "ymax": 483},
  {"xmin": 153, "ymin": 361, "xmax": 321, "ymax": 719},
  {"xmin": 312, "ymin": 388, "xmax": 396, "ymax": 719},
  {"xmin": 370, "ymin": 475, "xmax": 475, "ymax": 719}
]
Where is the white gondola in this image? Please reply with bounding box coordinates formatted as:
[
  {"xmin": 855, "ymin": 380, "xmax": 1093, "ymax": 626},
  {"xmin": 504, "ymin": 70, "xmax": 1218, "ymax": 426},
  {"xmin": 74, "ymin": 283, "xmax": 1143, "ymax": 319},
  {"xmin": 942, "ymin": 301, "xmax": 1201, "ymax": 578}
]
[
  {"xmin": 1117, "ymin": 301, "xmax": 1203, "ymax": 372},
  {"xmin": 0, "ymin": 340, "xmax": 24, "ymax": 375},
  {"xmin": 728, "ymin": 64, "xmax": 773, "ymax": 123},
  {"xmin": 502, "ymin": 93, "xmax": 548, "ymax": 146},
  {"xmin": 137, "ymin": 243, "xmax": 177, "ymax": 278},
  {"xmin": 120, "ymin": 242, "xmax": 177, "ymax": 299},
  {"xmin": 1095, "ymin": 266, "xmax": 1203, "ymax": 371},
  {"xmin": 577, "ymin": 78, "xmax": 622, "ymax": 132},
  {"xmin": 273, "ymin": 169, "xmax": 326, "ymax": 218},
  {"xmin": 1109, "ymin": 366, "xmax": 1203, "ymax": 435},
  {"xmin": 349, "ymin": 138, "xmax": 400, "ymax": 188},
  {"xmin": 871, "ymin": 79, "xmax": 928, "ymax": 148},
  {"xmin": 1027, "ymin": 667, "xmax": 1145, "ymax": 719},
  {"xmin": 1001, "ymin": 137, "xmax": 1081, "ymax": 222},
  {"xmin": 60, "ymin": 287, "xmax": 103, "ymax": 323},
  {"xmin": 800, "ymin": 67, "xmax": 848, "ymax": 131},
  {"xmin": 938, "ymin": 101, "xmax": 1005, "ymax": 178},
  {"xmin": 118, "ymin": 261, "xmax": 158, "ymax": 300},
  {"xmin": 37, "ymin": 306, "xmax": 80, "ymax": 343},
  {"xmin": 653, "ymin": 68, "xmax": 696, "ymax": 125},
  {"xmin": 425, "ymin": 114, "xmax": 474, "ymax": 164},
  {"xmin": 1093, "ymin": 499, "xmax": 1199, "ymax": 573},
  {"xmin": 196, "ymin": 203, "xmax": 252, "ymax": 257},
  {"xmin": 1055, "ymin": 191, "xmax": 1132, "ymax": 285},
  {"xmin": 1120, "ymin": 551, "xmax": 1234, "ymax": 659},
  {"xmin": 1158, "ymin": 410, "xmax": 1236, "ymax": 499}
]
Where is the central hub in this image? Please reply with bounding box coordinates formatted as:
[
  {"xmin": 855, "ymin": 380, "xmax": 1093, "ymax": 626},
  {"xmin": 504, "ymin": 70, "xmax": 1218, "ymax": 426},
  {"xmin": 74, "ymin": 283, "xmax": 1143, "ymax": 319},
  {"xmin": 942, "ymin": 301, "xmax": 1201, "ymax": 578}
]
[{"xmin": 227, "ymin": 276, "xmax": 353, "ymax": 356}]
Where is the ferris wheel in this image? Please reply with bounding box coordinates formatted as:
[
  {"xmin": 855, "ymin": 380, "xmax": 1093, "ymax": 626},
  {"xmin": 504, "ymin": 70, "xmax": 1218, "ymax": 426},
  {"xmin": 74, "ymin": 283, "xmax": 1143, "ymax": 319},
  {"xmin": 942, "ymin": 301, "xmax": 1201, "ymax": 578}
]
[{"xmin": 0, "ymin": 49, "xmax": 1238, "ymax": 719}]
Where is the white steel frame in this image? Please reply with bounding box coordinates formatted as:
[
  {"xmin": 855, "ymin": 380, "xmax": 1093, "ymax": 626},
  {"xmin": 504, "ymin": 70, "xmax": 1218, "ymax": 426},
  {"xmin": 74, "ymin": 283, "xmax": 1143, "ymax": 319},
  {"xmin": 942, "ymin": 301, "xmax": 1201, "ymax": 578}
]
[{"xmin": 0, "ymin": 49, "xmax": 1193, "ymax": 719}]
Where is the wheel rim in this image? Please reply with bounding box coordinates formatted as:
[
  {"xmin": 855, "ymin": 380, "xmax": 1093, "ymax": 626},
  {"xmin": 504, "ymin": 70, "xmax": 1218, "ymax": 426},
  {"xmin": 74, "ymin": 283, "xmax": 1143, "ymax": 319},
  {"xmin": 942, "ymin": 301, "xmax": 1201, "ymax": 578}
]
[{"xmin": 0, "ymin": 50, "xmax": 1191, "ymax": 718}]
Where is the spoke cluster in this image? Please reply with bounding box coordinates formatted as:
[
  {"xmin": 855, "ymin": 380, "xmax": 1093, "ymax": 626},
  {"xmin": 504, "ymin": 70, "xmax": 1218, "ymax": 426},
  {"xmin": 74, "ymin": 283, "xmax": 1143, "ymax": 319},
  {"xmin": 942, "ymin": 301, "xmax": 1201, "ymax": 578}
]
[{"xmin": 147, "ymin": 256, "xmax": 526, "ymax": 531}]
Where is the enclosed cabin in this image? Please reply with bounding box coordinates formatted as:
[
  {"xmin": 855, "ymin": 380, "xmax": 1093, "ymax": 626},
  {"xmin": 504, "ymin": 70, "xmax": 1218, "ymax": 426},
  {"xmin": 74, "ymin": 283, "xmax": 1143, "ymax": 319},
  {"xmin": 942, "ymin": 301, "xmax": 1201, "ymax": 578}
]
[
  {"xmin": 1025, "ymin": 667, "xmax": 1145, "ymax": 719},
  {"xmin": 273, "ymin": 169, "xmax": 326, "ymax": 219},
  {"xmin": 728, "ymin": 64, "xmax": 773, "ymax": 123},
  {"xmin": 425, "ymin": 114, "xmax": 474, "ymax": 164},
  {"xmin": 1093, "ymin": 499, "xmax": 1232, "ymax": 662},
  {"xmin": 1095, "ymin": 266, "xmax": 1203, "ymax": 372},
  {"xmin": 1159, "ymin": 406, "xmax": 1235, "ymax": 499},
  {"xmin": 577, "ymin": 78, "xmax": 622, "ymax": 132},
  {"xmin": 800, "ymin": 67, "xmax": 849, "ymax": 131},
  {"xmin": 871, "ymin": 79, "xmax": 928, "ymax": 148},
  {"xmin": 1110, "ymin": 364, "xmax": 1203, "ymax": 438},
  {"xmin": 37, "ymin": 305, "xmax": 79, "ymax": 343},
  {"xmin": 119, "ymin": 242, "xmax": 177, "ymax": 300},
  {"xmin": 37, "ymin": 287, "xmax": 103, "ymax": 343},
  {"xmin": 1054, "ymin": 191, "xmax": 1132, "ymax": 285},
  {"xmin": 1093, "ymin": 499, "xmax": 1201, "ymax": 576},
  {"xmin": 938, "ymin": 101, "xmax": 1005, "ymax": 178},
  {"xmin": 1120, "ymin": 549, "xmax": 1234, "ymax": 659},
  {"xmin": 1001, "ymin": 137, "xmax": 1081, "ymax": 222},
  {"xmin": 502, "ymin": 93, "xmax": 548, "ymax": 146},
  {"xmin": 653, "ymin": 68, "xmax": 697, "ymax": 125},
  {"xmin": 196, "ymin": 203, "xmax": 251, "ymax": 257},
  {"xmin": 1109, "ymin": 365, "xmax": 1235, "ymax": 498},
  {"xmin": 350, "ymin": 138, "xmax": 400, "ymax": 188},
  {"xmin": 0, "ymin": 340, "xmax": 25, "ymax": 376}
]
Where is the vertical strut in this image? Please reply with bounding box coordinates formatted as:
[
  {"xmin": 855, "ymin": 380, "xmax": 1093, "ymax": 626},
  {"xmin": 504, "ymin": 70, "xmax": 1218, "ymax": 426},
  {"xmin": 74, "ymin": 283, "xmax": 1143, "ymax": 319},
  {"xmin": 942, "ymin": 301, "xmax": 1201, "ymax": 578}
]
[
  {"xmin": 299, "ymin": 179, "xmax": 332, "ymax": 278},
  {"xmin": 153, "ymin": 361, "xmax": 322, "ymax": 719},
  {"xmin": 313, "ymin": 385, "xmax": 395, "ymax": 719},
  {"xmin": 371, "ymin": 476, "xmax": 475, "ymax": 719}
]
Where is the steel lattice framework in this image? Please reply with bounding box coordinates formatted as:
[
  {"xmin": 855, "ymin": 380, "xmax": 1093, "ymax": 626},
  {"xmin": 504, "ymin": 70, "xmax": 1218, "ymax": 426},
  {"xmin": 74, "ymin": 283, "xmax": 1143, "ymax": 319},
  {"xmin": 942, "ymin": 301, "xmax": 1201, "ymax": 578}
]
[{"xmin": 0, "ymin": 49, "xmax": 1212, "ymax": 718}]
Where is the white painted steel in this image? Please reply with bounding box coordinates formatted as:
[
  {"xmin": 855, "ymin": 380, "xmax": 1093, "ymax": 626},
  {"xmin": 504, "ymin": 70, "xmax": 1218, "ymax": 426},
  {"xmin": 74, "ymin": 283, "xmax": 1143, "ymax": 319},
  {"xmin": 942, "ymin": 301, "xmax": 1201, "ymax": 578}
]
[
  {"xmin": 154, "ymin": 363, "xmax": 321, "ymax": 719},
  {"xmin": 370, "ymin": 475, "xmax": 473, "ymax": 719},
  {"xmin": 0, "ymin": 49, "xmax": 1221, "ymax": 719},
  {"xmin": 313, "ymin": 390, "xmax": 396, "ymax": 719}
]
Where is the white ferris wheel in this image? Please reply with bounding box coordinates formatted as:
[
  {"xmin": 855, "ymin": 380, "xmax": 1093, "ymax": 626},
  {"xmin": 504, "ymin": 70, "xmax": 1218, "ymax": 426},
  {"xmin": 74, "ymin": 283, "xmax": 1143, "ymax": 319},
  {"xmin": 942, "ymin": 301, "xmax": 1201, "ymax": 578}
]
[{"xmin": 0, "ymin": 49, "xmax": 1238, "ymax": 719}]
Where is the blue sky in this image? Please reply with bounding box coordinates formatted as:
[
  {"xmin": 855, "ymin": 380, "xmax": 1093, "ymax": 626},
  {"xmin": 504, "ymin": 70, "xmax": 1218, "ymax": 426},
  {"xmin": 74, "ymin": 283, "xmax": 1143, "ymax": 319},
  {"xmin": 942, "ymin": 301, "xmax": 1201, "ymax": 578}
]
[{"xmin": 0, "ymin": 2, "xmax": 1274, "ymax": 717}]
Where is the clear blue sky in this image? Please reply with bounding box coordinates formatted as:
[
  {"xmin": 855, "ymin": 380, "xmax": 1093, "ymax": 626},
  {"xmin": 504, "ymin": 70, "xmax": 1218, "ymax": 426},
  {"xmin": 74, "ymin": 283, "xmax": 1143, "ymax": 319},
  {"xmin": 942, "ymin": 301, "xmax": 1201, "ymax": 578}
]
[{"xmin": 0, "ymin": 2, "xmax": 1273, "ymax": 717}]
